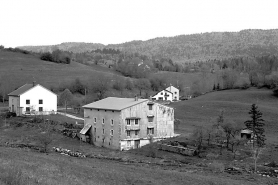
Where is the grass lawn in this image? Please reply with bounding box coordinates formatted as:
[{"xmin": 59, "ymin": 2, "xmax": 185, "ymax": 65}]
[
  {"xmin": 0, "ymin": 50, "xmax": 123, "ymax": 91},
  {"xmin": 172, "ymin": 88, "xmax": 278, "ymax": 143}
]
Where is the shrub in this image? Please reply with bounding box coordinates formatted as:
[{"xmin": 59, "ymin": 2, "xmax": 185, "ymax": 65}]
[{"xmin": 209, "ymin": 161, "xmax": 225, "ymax": 173}]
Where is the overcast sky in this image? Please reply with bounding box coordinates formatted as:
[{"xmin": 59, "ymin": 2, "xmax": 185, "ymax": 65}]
[{"xmin": 1, "ymin": 0, "xmax": 278, "ymax": 47}]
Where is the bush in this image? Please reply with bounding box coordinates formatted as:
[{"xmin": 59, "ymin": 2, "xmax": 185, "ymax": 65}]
[{"xmin": 209, "ymin": 161, "xmax": 225, "ymax": 173}]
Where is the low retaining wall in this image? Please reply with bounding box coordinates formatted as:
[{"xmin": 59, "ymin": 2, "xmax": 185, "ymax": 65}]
[{"xmin": 158, "ymin": 144, "xmax": 196, "ymax": 156}]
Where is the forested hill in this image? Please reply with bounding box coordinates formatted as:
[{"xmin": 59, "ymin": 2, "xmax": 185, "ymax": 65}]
[
  {"xmin": 19, "ymin": 42, "xmax": 105, "ymax": 53},
  {"xmin": 18, "ymin": 29, "xmax": 278, "ymax": 63}
]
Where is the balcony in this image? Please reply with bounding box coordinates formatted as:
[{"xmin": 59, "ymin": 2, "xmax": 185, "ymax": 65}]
[{"xmin": 125, "ymin": 125, "xmax": 140, "ymax": 131}]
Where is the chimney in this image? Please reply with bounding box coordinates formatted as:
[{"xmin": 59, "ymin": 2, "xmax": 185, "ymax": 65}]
[
  {"xmin": 134, "ymin": 95, "xmax": 138, "ymax": 101},
  {"xmin": 33, "ymin": 81, "xmax": 36, "ymax": 87}
]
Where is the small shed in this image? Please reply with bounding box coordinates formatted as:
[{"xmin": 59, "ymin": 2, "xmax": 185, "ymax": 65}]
[
  {"xmin": 79, "ymin": 124, "xmax": 92, "ymax": 142},
  {"xmin": 241, "ymin": 128, "xmax": 253, "ymax": 139}
]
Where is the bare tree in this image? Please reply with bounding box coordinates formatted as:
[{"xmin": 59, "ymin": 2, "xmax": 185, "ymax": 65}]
[
  {"xmin": 91, "ymin": 75, "xmax": 110, "ymax": 100},
  {"xmin": 59, "ymin": 89, "xmax": 73, "ymax": 113}
]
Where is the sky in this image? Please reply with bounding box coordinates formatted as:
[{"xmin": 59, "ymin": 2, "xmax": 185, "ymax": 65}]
[{"xmin": 1, "ymin": 0, "xmax": 278, "ymax": 47}]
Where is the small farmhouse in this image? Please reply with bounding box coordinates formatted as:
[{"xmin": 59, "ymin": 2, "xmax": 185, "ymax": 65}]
[
  {"xmin": 152, "ymin": 90, "xmax": 173, "ymax": 101},
  {"xmin": 152, "ymin": 85, "xmax": 179, "ymax": 102},
  {"xmin": 80, "ymin": 97, "xmax": 174, "ymax": 150},
  {"xmin": 8, "ymin": 83, "xmax": 57, "ymax": 116}
]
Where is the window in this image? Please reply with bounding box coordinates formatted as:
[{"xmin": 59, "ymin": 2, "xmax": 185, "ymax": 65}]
[
  {"xmin": 127, "ymin": 140, "xmax": 131, "ymax": 146},
  {"xmin": 148, "ymin": 117, "xmax": 154, "ymax": 122},
  {"xmin": 102, "ymin": 118, "xmax": 105, "ymax": 124},
  {"xmin": 26, "ymin": 100, "xmax": 30, "ymax": 104},
  {"xmin": 26, "ymin": 107, "xmax": 30, "ymax": 112},
  {"xmin": 135, "ymin": 119, "xmax": 139, "ymax": 125},
  {"xmin": 147, "ymin": 128, "xmax": 154, "ymax": 135},
  {"xmin": 175, "ymin": 92, "xmax": 177, "ymax": 94},
  {"xmin": 126, "ymin": 119, "xmax": 131, "ymax": 125},
  {"xmin": 148, "ymin": 105, "xmax": 152, "ymax": 110},
  {"xmin": 127, "ymin": 130, "xmax": 131, "ymax": 137},
  {"xmin": 111, "ymin": 119, "xmax": 114, "ymax": 125},
  {"xmin": 135, "ymin": 130, "xmax": 139, "ymax": 136},
  {"xmin": 160, "ymin": 92, "xmax": 163, "ymax": 95},
  {"xmin": 102, "ymin": 129, "xmax": 104, "ymax": 134},
  {"xmin": 39, "ymin": 107, "xmax": 43, "ymax": 112},
  {"xmin": 39, "ymin": 99, "xmax": 43, "ymax": 104},
  {"xmin": 158, "ymin": 97, "xmax": 163, "ymax": 100},
  {"xmin": 111, "ymin": 129, "xmax": 114, "ymax": 136},
  {"xmin": 94, "ymin": 127, "xmax": 96, "ymax": 133},
  {"xmin": 94, "ymin": 118, "xmax": 97, "ymax": 123}
]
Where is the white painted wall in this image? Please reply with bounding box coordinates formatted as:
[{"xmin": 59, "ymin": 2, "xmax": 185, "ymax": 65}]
[
  {"xmin": 166, "ymin": 86, "xmax": 179, "ymax": 101},
  {"xmin": 20, "ymin": 85, "xmax": 57, "ymax": 115},
  {"xmin": 152, "ymin": 90, "xmax": 173, "ymax": 101}
]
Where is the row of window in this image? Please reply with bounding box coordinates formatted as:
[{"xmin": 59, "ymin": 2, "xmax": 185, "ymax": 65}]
[
  {"xmin": 26, "ymin": 107, "xmax": 43, "ymax": 112},
  {"xmin": 94, "ymin": 117, "xmax": 114, "ymax": 125},
  {"xmin": 26, "ymin": 99, "xmax": 43, "ymax": 105}
]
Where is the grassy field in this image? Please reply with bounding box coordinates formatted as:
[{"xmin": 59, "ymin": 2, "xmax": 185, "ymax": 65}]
[
  {"xmin": 0, "ymin": 50, "xmax": 122, "ymax": 91},
  {"xmin": 172, "ymin": 88, "xmax": 278, "ymax": 143},
  {"xmin": 1, "ymin": 88, "xmax": 278, "ymax": 184}
]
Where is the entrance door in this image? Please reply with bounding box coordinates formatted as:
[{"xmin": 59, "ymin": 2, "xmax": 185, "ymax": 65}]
[
  {"xmin": 135, "ymin": 140, "xmax": 140, "ymax": 148},
  {"xmin": 12, "ymin": 105, "xmax": 14, "ymax": 112}
]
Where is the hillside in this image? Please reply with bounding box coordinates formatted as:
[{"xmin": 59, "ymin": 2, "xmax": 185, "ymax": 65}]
[
  {"xmin": 172, "ymin": 88, "xmax": 278, "ymax": 143},
  {"xmin": 18, "ymin": 29, "xmax": 278, "ymax": 63},
  {"xmin": 19, "ymin": 42, "xmax": 104, "ymax": 53},
  {"xmin": 0, "ymin": 50, "xmax": 121, "ymax": 91}
]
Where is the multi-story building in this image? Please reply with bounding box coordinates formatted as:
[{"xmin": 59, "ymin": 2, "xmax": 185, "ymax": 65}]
[{"xmin": 80, "ymin": 97, "xmax": 174, "ymax": 150}]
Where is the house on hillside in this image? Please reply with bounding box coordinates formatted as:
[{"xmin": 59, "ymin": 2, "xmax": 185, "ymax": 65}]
[
  {"xmin": 80, "ymin": 97, "xmax": 174, "ymax": 150},
  {"xmin": 152, "ymin": 90, "xmax": 173, "ymax": 101},
  {"xmin": 152, "ymin": 85, "xmax": 179, "ymax": 102},
  {"xmin": 166, "ymin": 85, "xmax": 179, "ymax": 101},
  {"xmin": 8, "ymin": 83, "xmax": 57, "ymax": 116}
]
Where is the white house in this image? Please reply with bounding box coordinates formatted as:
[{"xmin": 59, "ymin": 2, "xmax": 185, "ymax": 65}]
[
  {"xmin": 166, "ymin": 85, "xmax": 179, "ymax": 101},
  {"xmin": 152, "ymin": 90, "xmax": 173, "ymax": 101},
  {"xmin": 152, "ymin": 85, "xmax": 180, "ymax": 102},
  {"xmin": 8, "ymin": 83, "xmax": 57, "ymax": 116}
]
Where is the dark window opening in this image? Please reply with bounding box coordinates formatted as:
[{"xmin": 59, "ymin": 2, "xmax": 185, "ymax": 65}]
[
  {"xmin": 127, "ymin": 130, "xmax": 131, "ymax": 136},
  {"xmin": 26, "ymin": 107, "xmax": 30, "ymax": 112},
  {"xmin": 148, "ymin": 105, "xmax": 152, "ymax": 110},
  {"xmin": 39, "ymin": 99, "xmax": 43, "ymax": 104},
  {"xmin": 26, "ymin": 100, "xmax": 30, "ymax": 104},
  {"xmin": 135, "ymin": 130, "xmax": 139, "ymax": 136},
  {"xmin": 39, "ymin": 107, "xmax": 43, "ymax": 112},
  {"xmin": 126, "ymin": 119, "xmax": 131, "ymax": 125},
  {"xmin": 147, "ymin": 128, "xmax": 154, "ymax": 135},
  {"xmin": 135, "ymin": 119, "xmax": 139, "ymax": 125}
]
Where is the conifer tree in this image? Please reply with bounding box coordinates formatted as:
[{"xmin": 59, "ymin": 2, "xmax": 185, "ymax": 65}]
[{"xmin": 244, "ymin": 104, "xmax": 265, "ymax": 147}]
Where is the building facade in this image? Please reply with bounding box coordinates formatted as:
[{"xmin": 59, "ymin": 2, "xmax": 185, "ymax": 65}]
[
  {"xmin": 8, "ymin": 84, "xmax": 57, "ymax": 116},
  {"xmin": 81, "ymin": 97, "xmax": 174, "ymax": 150},
  {"xmin": 166, "ymin": 85, "xmax": 179, "ymax": 101},
  {"xmin": 152, "ymin": 90, "xmax": 173, "ymax": 101}
]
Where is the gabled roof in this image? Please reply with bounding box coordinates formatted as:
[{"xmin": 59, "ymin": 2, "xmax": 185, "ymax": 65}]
[
  {"xmin": 83, "ymin": 97, "xmax": 148, "ymax": 111},
  {"xmin": 8, "ymin": 84, "xmax": 34, "ymax": 96},
  {"xmin": 8, "ymin": 84, "xmax": 57, "ymax": 96},
  {"xmin": 166, "ymin": 85, "xmax": 179, "ymax": 91},
  {"xmin": 152, "ymin": 89, "xmax": 173, "ymax": 97}
]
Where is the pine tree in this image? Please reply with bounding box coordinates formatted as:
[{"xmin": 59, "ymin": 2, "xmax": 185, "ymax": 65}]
[{"xmin": 244, "ymin": 104, "xmax": 265, "ymax": 147}]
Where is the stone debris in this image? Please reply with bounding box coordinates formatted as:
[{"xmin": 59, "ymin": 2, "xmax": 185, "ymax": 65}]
[{"xmin": 53, "ymin": 147, "xmax": 86, "ymax": 158}]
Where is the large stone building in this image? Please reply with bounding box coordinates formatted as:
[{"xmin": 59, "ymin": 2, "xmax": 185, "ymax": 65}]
[{"xmin": 80, "ymin": 97, "xmax": 174, "ymax": 150}]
